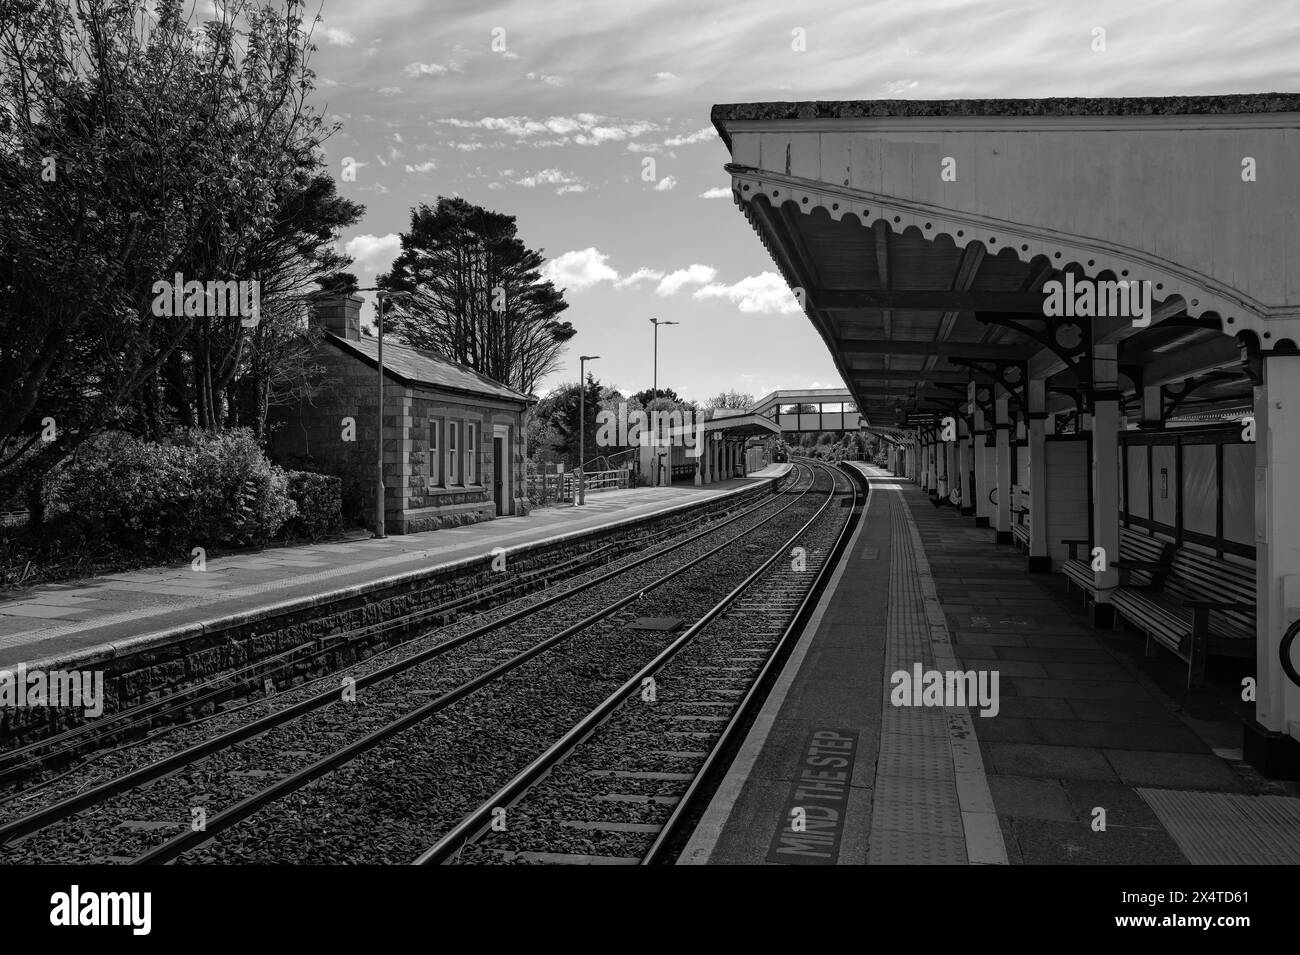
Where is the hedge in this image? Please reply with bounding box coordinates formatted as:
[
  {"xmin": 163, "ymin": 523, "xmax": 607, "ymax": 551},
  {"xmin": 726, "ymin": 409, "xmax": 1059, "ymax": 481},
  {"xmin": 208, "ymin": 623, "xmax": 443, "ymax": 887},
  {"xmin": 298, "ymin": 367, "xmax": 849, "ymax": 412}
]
[
  {"xmin": 283, "ymin": 471, "xmax": 343, "ymax": 542},
  {"xmin": 43, "ymin": 429, "xmax": 297, "ymax": 558}
]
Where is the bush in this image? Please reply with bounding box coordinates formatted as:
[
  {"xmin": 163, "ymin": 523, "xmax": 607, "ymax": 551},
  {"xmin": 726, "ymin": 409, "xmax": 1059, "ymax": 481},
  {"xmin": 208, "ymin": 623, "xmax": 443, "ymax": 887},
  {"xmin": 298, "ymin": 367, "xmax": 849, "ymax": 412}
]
[
  {"xmin": 44, "ymin": 428, "xmax": 297, "ymax": 558},
  {"xmin": 283, "ymin": 471, "xmax": 343, "ymax": 541}
]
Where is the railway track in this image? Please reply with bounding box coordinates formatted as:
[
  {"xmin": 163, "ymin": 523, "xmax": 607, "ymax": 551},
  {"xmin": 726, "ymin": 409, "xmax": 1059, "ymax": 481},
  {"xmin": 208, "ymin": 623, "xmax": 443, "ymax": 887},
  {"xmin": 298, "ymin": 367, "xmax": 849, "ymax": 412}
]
[
  {"xmin": 0, "ymin": 464, "xmax": 826, "ymax": 864},
  {"xmin": 0, "ymin": 475, "xmax": 783, "ymax": 789},
  {"xmin": 418, "ymin": 458, "xmax": 862, "ymax": 865}
]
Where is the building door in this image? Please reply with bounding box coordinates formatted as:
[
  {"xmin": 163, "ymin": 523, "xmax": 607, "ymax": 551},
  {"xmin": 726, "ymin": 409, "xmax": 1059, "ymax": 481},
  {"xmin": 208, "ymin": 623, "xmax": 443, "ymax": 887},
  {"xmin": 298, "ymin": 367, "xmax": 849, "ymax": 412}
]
[{"xmin": 493, "ymin": 435, "xmax": 506, "ymax": 515}]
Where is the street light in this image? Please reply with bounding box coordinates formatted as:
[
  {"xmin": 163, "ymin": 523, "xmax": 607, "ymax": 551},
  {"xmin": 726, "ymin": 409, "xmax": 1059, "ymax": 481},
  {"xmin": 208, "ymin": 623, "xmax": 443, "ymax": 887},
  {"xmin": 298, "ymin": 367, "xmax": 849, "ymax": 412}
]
[
  {"xmin": 649, "ymin": 318, "xmax": 678, "ymax": 488},
  {"xmin": 649, "ymin": 317, "xmax": 678, "ymax": 398},
  {"xmin": 354, "ymin": 286, "xmax": 408, "ymax": 538},
  {"xmin": 577, "ymin": 355, "xmax": 600, "ymax": 506}
]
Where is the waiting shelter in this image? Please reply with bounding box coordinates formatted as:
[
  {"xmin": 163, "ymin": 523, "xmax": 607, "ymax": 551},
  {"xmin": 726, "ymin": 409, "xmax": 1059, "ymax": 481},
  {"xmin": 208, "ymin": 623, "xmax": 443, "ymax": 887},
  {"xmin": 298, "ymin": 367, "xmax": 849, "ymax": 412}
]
[{"xmin": 711, "ymin": 94, "xmax": 1300, "ymax": 776}]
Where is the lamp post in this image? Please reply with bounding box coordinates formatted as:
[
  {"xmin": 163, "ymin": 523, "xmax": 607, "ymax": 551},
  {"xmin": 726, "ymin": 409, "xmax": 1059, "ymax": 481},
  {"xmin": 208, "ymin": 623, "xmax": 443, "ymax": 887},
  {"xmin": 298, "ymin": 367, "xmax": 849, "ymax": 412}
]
[
  {"xmin": 578, "ymin": 355, "xmax": 600, "ymax": 505},
  {"xmin": 649, "ymin": 318, "xmax": 678, "ymax": 487},
  {"xmin": 649, "ymin": 317, "xmax": 678, "ymax": 398},
  {"xmin": 355, "ymin": 287, "xmax": 406, "ymax": 538}
]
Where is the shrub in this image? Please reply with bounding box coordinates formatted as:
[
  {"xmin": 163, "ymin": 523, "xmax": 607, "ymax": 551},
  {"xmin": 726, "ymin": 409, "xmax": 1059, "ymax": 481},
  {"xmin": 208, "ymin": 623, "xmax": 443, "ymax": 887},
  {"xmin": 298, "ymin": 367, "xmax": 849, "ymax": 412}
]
[
  {"xmin": 44, "ymin": 428, "xmax": 297, "ymax": 558},
  {"xmin": 283, "ymin": 471, "xmax": 343, "ymax": 541}
]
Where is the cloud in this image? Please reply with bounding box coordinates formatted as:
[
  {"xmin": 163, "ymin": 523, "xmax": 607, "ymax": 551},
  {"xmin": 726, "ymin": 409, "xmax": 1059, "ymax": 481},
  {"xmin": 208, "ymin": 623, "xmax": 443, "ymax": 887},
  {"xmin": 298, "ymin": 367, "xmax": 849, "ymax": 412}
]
[
  {"xmin": 626, "ymin": 126, "xmax": 717, "ymax": 152},
  {"xmin": 542, "ymin": 248, "xmax": 619, "ymax": 289},
  {"xmin": 656, "ymin": 265, "xmax": 716, "ymax": 296},
  {"xmin": 615, "ymin": 267, "xmax": 666, "ymax": 289},
  {"xmin": 698, "ymin": 186, "xmax": 731, "ymax": 199},
  {"xmin": 885, "ymin": 79, "xmax": 919, "ymax": 94},
  {"xmin": 693, "ymin": 272, "xmax": 803, "ymax": 314},
  {"xmin": 663, "ymin": 127, "xmax": 715, "ymax": 146},
  {"xmin": 404, "ymin": 62, "xmax": 450, "ymax": 78},
  {"xmin": 377, "ymin": 86, "xmax": 403, "ymax": 97},
  {"xmin": 344, "ymin": 233, "xmax": 401, "ymax": 273},
  {"xmin": 653, "ymin": 176, "xmax": 677, "ymax": 191},
  {"xmin": 526, "ymin": 71, "xmax": 566, "ymax": 86},
  {"xmin": 404, "ymin": 160, "xmax": 437, "ymax": 173},
  {"xmin": 322, "ymin": 27, "xmax": 355, "ymax": 46},
  {"xmin": 512, "ymin": 168, "xmax": 589, "ymax": 194},
  {"xmin": 450, "ymin": 141, "xmax": 489, "ymax": 151},
  {"xmin": 438, "ymin": 114, "xmax": 659, "ymax": 147},
  {"xmin": 655, "ymin": 71, "xmax": 678, "ymax": 81}
]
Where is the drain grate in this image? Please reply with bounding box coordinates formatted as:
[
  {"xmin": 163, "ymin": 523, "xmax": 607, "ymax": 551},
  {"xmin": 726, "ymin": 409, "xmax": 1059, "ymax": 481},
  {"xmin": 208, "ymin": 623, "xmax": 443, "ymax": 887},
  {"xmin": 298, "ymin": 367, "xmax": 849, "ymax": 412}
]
[
  {"xmin": 1137, "ymin": 788, "xmax": 1300, "ymax": 864},
  {"xmin": 625, "ymin": 617, "xmax": 686, "ymax": 632}
]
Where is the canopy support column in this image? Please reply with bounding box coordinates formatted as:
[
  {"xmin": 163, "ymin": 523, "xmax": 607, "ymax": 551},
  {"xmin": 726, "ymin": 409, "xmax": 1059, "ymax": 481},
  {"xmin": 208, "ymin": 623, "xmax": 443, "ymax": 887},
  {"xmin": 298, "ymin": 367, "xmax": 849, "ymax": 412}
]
[
  {"xmin": 1245, "ymin": 353, "xmax": 1300, "ymax": 777},
  {"xmin": 1027, "ymin": 378, "xmax": 1050, "ymax": 572},
  {"xmin": 973, "ymin": 385, "xmax": 991, "ymax": 528},
  {"xmin": 959, "ymin": 414, "xmax": 975, "ymax": 516},
  {"xmin": 1090, "ymin": 344, "xmax": 1122, "ymax": 628},
  {"xmin": 995, "ymin": 393, "xmax": 1012, "ymax": 544}
]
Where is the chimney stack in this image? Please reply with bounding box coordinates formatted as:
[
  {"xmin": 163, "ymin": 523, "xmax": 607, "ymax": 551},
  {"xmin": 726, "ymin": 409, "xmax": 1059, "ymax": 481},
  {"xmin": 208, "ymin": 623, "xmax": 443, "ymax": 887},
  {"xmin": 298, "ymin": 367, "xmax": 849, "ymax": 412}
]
[{"xmin": 311, "ymin": 292, "xmax": 363, "ymax": 340}]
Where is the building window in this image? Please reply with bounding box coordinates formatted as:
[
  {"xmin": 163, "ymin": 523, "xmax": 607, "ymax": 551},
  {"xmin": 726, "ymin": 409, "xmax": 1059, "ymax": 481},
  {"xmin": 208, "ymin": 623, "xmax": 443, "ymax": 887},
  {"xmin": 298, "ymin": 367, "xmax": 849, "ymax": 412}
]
[
  {"xmin": 430, "ymin": 418, "xmax": 442, "ymax": 486},
  {"xmin": 448, "ymin": 421, "xmax": 459, "ymax": 485},
  {"xmin": 467, "ymin": 423, "xmax": 477, "ymax": 484}
]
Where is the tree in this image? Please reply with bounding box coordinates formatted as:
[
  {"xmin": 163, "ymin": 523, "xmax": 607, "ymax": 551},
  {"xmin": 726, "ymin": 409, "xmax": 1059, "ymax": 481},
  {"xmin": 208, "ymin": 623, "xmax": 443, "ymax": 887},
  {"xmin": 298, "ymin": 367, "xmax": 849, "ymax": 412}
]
[
  {"xmin": 529, "ymin": 376, "xmax": 612, "ymax": 469},
  {"xmin": 705, "ymin": 390, "xmax": 754, "ymax": 411},
  {"xmin": 380, "ymin": 197, "xmax": 575, "ymax": 396},
  {"xmin": 630, "ymin": 387, "xmax": 682, "ymax": 407},
  {"xmin": 0, "ymin": 0, "xmax": 349, "ymax": 501}
]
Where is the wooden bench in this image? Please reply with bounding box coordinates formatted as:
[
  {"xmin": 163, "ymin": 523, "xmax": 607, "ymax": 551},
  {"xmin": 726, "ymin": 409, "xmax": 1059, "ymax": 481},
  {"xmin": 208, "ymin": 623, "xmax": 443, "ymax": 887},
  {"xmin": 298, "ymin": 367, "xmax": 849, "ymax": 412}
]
[
  {"xmin": 1060, "ymin": 527, "xmax": 1174, "ymax": 607},
  {"xmin": 1111, "ymin": 546, "xmax": 1255, "ymax": 688},
  {"xmin": 1011, "ymin": 490, "xmax": 1031, "ymax": 552}
]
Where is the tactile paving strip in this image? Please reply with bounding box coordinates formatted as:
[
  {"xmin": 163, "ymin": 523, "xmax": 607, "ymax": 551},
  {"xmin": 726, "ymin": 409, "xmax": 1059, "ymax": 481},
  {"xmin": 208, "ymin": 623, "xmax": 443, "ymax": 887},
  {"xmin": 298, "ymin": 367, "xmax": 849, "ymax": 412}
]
[
  {"xmin": 1137, "ymin": 789, "xmax": 1300, "ymax": 864},
  {"xmin": 865, "ymin": 472, "xmax": 1008, "ymax": 865}
]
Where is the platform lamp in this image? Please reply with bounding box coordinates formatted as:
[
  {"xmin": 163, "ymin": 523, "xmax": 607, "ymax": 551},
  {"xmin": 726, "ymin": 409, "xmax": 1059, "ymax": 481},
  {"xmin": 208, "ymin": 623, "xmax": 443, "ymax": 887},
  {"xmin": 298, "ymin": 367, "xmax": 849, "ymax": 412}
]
[
  {"xmin": 649, "ymin": 317, "xmax": 678, "ymax": 398},
  {"xmin": 355, "ymin": 286, "xmax": 409, "ymax": 538},
  {"xmin": 650, "ymin": 318, "xmax": 678, "ymax": 486},
  {"xmin": 578, "ymin": 355, "xmax": 600, "ymax": 506}
]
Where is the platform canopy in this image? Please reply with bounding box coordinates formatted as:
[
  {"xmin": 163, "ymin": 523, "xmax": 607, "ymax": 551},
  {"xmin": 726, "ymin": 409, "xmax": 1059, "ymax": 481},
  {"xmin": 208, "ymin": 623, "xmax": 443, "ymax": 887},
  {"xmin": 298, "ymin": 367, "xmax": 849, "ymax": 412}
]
[
  {"xmin": 711, "ymin": 95, "xmax": 1300, "ymax": 428},
  {"xmin": 713, "ymin": 94, "xmax": 1300, "ymax": 772}
]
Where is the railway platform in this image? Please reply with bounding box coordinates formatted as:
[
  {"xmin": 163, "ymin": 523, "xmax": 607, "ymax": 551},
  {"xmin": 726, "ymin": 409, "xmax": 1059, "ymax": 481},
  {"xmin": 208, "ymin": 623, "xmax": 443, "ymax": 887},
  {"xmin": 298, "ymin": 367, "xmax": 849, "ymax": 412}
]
[
  {"xmin": 0, "ymin": 465, "xmax": 790, "ymax": 670},
  {"xmin": 683, "ymin": 464, "xmax": 1300, "ymax": 865}
]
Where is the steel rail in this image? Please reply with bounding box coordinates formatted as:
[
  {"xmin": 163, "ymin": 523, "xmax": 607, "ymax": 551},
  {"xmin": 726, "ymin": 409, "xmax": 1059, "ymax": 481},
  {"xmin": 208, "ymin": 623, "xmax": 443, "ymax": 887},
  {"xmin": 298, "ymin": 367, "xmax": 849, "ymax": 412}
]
[
  {"xmin": 641, "ymin": 461, "xmax": 864, "ymax": 863},
  {"xmin": 412, "ymin": 460, "xmax": 842, "ymax": 865},
  {"xmin": 126, "ymin": 465, "xmax": 816, "ymax": 864},
  {"xmin": 0, "ymin": 468, "xmax": 802, "ymax": 847}
]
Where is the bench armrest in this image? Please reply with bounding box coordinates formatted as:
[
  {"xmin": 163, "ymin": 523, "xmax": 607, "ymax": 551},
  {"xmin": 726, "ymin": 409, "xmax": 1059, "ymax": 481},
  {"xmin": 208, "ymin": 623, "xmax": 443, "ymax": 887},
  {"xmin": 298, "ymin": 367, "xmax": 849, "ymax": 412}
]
[{"xmin": 1111, "ymin": 559, "xmax": 1170, "ymax": 570}]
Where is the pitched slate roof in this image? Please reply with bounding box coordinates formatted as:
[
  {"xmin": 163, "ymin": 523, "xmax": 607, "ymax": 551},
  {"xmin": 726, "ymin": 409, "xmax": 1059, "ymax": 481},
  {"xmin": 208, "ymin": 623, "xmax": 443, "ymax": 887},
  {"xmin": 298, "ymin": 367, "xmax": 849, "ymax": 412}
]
[{"xmin": 326, "ymin": 332, "xmax": 530, "ymax": 404}]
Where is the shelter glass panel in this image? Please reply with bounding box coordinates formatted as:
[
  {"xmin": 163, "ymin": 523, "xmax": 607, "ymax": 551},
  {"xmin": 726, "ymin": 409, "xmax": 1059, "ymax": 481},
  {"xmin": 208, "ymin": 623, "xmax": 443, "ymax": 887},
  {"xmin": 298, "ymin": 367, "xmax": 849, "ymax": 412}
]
[
  {"xmin": 1126, "ymin": 445, "xmax": 1149, "ymax": 519},
  {"xmin": 1223, "ymin": 442, "xmax": 1254, "ymax": 546},
  {"xmin": 1182, "ymin": 444, "xmax": 1217, "ymax": 536}
]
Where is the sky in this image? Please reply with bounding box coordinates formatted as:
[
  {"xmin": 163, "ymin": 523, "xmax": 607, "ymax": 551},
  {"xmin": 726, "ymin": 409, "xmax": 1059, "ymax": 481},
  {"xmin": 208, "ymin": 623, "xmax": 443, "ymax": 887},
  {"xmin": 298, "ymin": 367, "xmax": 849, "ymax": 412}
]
[{"xmin": 241, "ymin": 0, "xmax": 1300, "ymax": 402}]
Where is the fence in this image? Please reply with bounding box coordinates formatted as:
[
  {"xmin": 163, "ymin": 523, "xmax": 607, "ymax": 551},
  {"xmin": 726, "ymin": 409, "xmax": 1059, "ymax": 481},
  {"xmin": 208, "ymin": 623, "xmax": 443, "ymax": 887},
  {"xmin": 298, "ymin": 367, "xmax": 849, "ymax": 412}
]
[{"xmin": 525, "ymin": 467, "xmax": 631, "ymax": 505}]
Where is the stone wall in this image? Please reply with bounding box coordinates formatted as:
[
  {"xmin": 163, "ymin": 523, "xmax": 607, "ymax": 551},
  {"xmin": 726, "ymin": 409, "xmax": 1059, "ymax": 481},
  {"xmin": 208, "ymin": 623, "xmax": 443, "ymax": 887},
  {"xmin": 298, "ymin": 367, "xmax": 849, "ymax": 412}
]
[{"xmin": 269, "ymin": 343, "xmax": 527, "ymax": 533}]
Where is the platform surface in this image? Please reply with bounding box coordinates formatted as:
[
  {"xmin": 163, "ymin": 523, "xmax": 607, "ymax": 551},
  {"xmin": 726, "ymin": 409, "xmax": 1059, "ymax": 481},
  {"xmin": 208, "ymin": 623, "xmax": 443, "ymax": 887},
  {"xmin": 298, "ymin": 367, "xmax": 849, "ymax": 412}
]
[
  {"xmin": 0, "ymin": 468, "xmax": 788, "ymax": 669},
  {"xmin": 683, "ymin": 465, "xmax": 1300, "ymax": 865}
]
